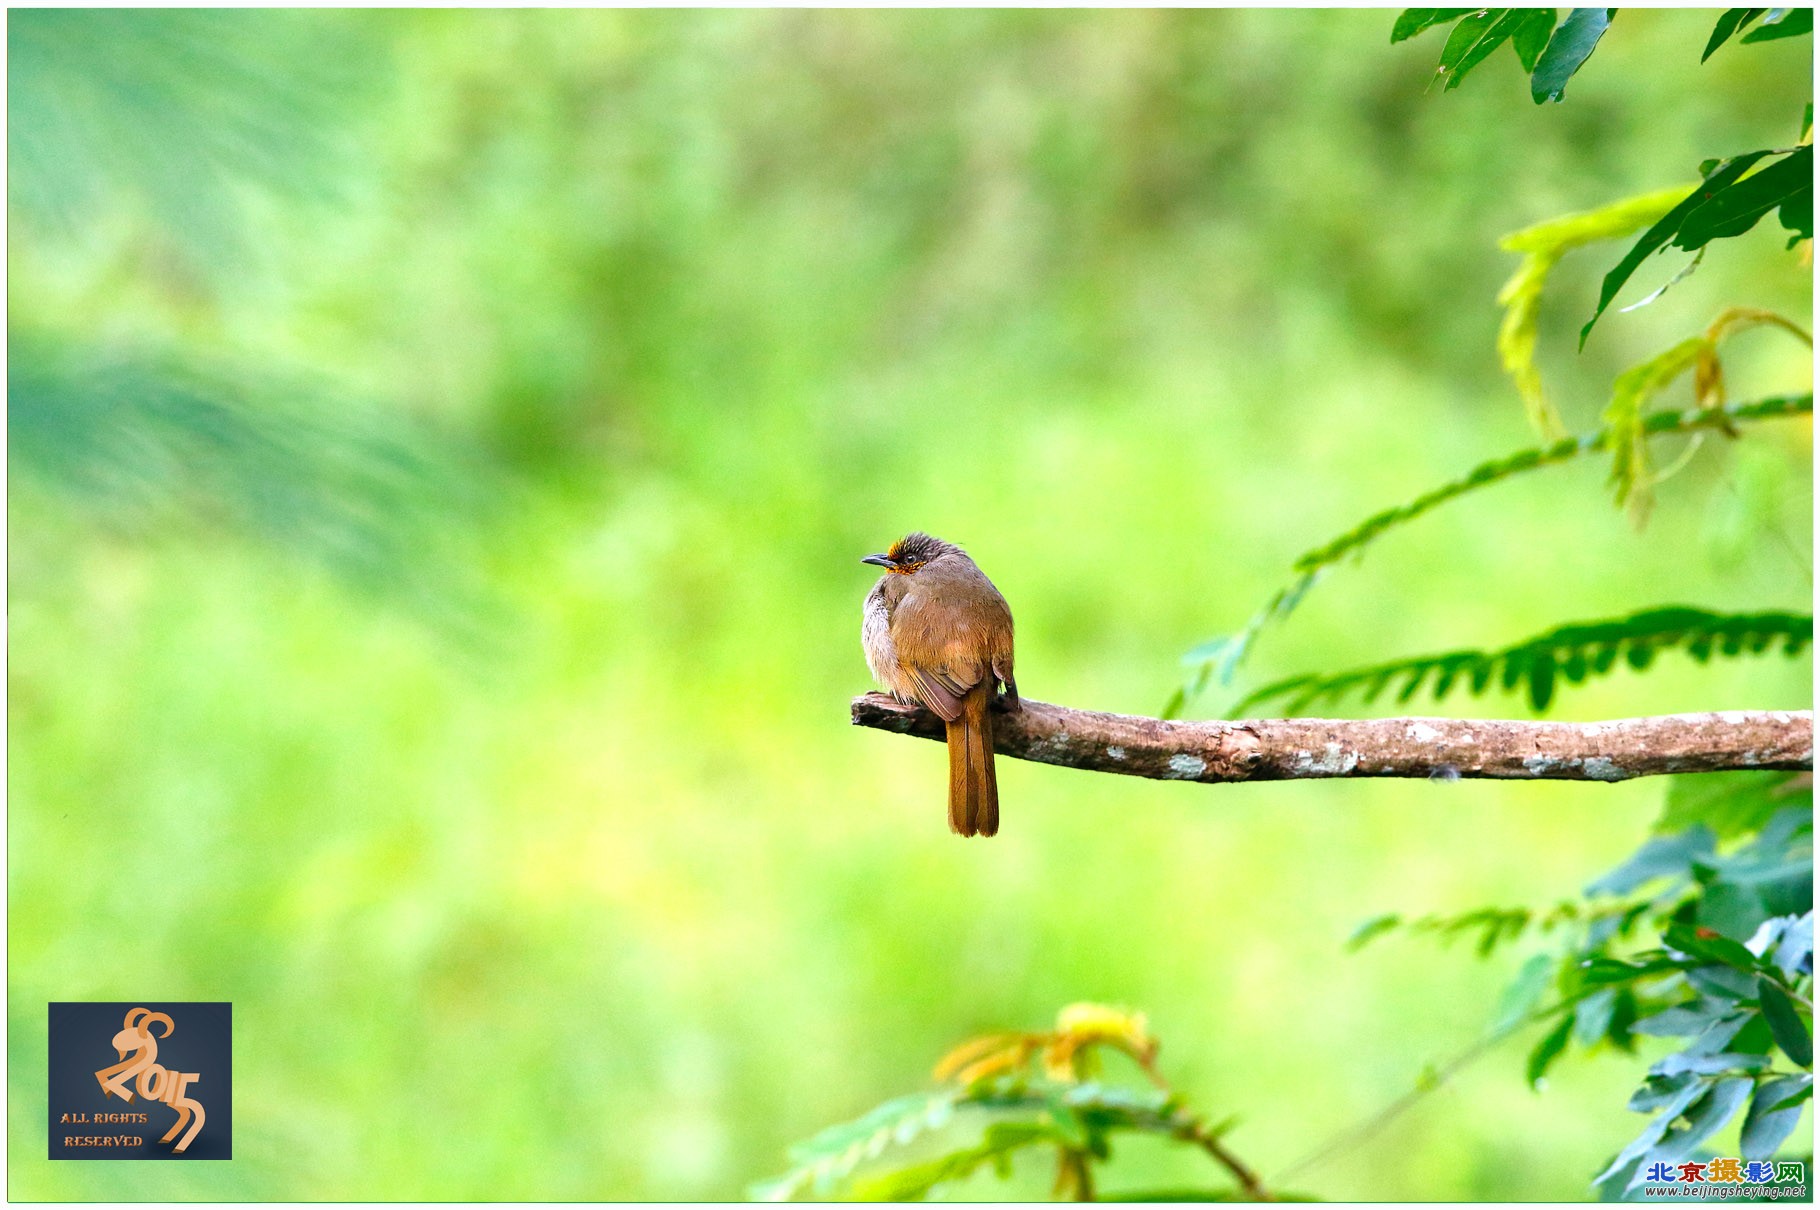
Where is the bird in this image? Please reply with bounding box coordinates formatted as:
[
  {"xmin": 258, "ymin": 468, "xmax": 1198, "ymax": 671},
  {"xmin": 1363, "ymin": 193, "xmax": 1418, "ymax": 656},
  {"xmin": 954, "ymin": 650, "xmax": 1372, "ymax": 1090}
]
[{"xmin": 861, "ymin": 532, "xmax": 1018, "ymax": 836}]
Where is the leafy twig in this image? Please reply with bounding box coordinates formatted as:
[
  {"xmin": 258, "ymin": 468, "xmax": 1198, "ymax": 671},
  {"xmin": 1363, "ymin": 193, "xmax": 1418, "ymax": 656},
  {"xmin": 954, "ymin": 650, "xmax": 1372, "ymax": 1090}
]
[
  {"xmin": 1169, "ymin": 394, "xmax": 1811, "ymax": 715},
  {"xmin": 1231, "ymin": 607, "xmax": 1813, "ymax": 717}
]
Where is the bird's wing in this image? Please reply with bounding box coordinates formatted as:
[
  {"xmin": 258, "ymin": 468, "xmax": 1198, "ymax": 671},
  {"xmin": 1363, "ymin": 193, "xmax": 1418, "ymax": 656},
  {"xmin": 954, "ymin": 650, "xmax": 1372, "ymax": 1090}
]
[
  {"xmin": 903, "ymin": 665, "xmax": 966, "ymax": 722},
  {"xmin": 891, "ymin": 587, "xmax": 992, "ymax": 722}
]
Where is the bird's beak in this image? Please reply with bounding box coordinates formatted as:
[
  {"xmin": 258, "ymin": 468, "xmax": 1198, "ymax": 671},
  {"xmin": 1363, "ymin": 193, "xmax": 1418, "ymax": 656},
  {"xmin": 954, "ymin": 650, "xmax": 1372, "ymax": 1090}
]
[{"xmin": 861, "ymin": 553, "xmax": 896, "ymax": 568}]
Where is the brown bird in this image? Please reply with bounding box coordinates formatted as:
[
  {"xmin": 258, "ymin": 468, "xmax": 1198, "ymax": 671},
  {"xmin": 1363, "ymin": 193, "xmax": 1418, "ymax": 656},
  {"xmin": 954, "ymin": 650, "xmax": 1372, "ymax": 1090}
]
[{"xmin": 861, "ymin": 533, "xmax": 1018, "ymax": 836}]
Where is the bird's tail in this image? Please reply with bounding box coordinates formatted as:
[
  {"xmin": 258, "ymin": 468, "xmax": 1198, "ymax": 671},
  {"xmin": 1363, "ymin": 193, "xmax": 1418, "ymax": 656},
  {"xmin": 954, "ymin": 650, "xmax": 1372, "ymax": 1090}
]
[{"xmin": 947, "ymin": 684, "xmax": 999, "ymax": 837}]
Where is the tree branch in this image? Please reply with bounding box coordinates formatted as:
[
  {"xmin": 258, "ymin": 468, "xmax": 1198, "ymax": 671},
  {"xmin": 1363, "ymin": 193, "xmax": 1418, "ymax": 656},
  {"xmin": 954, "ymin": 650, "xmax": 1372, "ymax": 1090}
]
[{"xmin": 851, "ymin": 694, "xmax": 1813, "ymax": 783}]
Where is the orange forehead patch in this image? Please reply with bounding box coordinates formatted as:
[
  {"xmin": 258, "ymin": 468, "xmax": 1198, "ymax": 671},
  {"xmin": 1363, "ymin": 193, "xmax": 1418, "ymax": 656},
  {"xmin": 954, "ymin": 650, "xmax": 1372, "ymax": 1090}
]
[{"xmin": 885, "ymin": 539, "xmax": 927, "ymax": 570}]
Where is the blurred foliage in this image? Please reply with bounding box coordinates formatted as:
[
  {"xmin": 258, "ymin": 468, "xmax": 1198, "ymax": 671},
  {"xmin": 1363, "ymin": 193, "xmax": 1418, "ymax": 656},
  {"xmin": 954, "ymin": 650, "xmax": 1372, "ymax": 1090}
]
[
  {"xmin": 1169, "ymin": 393, "xmax": 1811, "ymax": 715},
  {"xmin": 768, "ymin": 8, "xmax": 1811, "ymax": 1199},
  {"xmin": 1498, "ymin": 186, "xmax": 1694, "ymax": 438},
  {"xmin": 8, "ymin": 10, "xmax": 371, "ymax": 268},
  {"xmin": 1295, "ymin": 11, "xmax": 1813, "ymax": 1199},
  {"xmin": 1358, "ymin": 778, "xmax": 1812, "ymax": 1197},
  {"xmin": 1178, "ymin": 9, "xmax": 1816, "ymax": 710},
  {"xmin": 755, "ymin": 1005, "xmax": 1285, "ymax": 1203},
  {"xmin": 7, "ymin": 8, "xmax": 1810, "ymax": 1202},
  {"xmin": 9, "ymin": 333, "xmax": 494, "ymax": 628}
]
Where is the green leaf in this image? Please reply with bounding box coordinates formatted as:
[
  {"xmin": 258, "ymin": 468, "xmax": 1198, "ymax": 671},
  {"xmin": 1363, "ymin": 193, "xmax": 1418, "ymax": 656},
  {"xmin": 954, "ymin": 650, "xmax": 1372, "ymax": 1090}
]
[
  {"xmin": 1435, "ymin": 10, "xmax": 1562, "ymax": 89},
  {"xmin": 1437, "ymin": 10, "xmax": 1514, "ymax": 90},
  {"xmin": 1690, "ymin": 965, "xmax": 1759, "ymax": 1000},
  {"xmin": 1579, "ymin": 955, "xmax": 1688, "ymax": 985},
  {"xmin": 1632, "ymin": 1000, "xmax": 1732, "ymax": 1038},
  {"xmin": 1748, "ymin": 864, "xmax": 1812, "ymax": 921},
  {"xmin": 1768, "ymin": 1075, "xmax": 1814, "ymax": 1112},
  {"xmin": 1675, "ymin": 146, "xmax": 1814, "ymax": 248},
  {"xmin": 1726, "ymin": 1011, "xmax": 1778, "ymax": 1058},
  {"xmin": 1664, "ymin": 922, "xmax": 1762, "ymax": 972},
  {"xmin": 1666, "ymin": 1076, "xmax": 1758, "ymax": 1149},
  {"xmin": 1617, "ymin": 246, "xmax": 1708, "ymax": 313},
  {"xmin": 1757, "ymin": 977, "xmax": 1812, "ymax": 1066},
  {"xmin": 1603, "ymin": 1076, "xmax": 1758, "ymax": 1196},
  {"xmin": 1656, "ymin": 772, "xmax": 1810, "ymax": 840},
  {"xmin": 1496, "ymin": 953, "xmax": 1557, "ymax": 1031},
  {"xmin": 1582, "ymin": 151, "xmax": 1776, "ymax": 345},
  {"xmin": 1606, "ymin": 988, "xmax": 1640, "ymax": 1050},
  {"xmin": 1629, "ymin": 1072, "xmax": 1700, "ymax": 1112},
  {"xmin": 1781, "ymin": 180, "xmax": 1813, "ymax": 242},
  {"xmin": 1699, "ymin": 880, "xmax": 1771, "ymax": 941},
  {"xmin": 1182, "ymin": 636, "xmax": 1236, "ymax": 664},
  {"xmin": 1528, "ymin": 1013, "xmax": 1575, "ymax": 1086},
  {"xmin": 1704, "ymin": 9, "xmax": 1769, "ymax": 59},
  {"xmin": 1652, "ymin": 1050, "xmax": 1771, "ymax": 1077},
  {"xmin": 1526, "ymin": 649, "xmax": 1557, "ymax": 710},
  {"xmin": 1593, "ymin": 827, "xmax": 1720, "ymax": 897},
  {"xmin": 1740, "ymin": 6, "xmax": 1814, "ymax": 41},
  {"xmin": 1573, "ymin": 986, "xmax": 1621, "ymax": 1045},
  {"xmin": 1595, "ymin": 1077, "xmax": 1709, "ymax": 1183},
  {"xmin": 1742, "ymin": 1075, "xmax": 1811, "ymax": 1159},
  {"xmin": 1346, "ymin": 912, "xmax": 1403, "ymax": 952},
  {"xmin": 1531, "ymin": 8, "xmax": 1614, "ymax": 103},
  {"xmin": 1391, "ymin": 8, "xmax": 1475, "ymax": 43},
  {"xmin": 1511, "ymin": 9, "xmax": 1558, "ymax": 69}
]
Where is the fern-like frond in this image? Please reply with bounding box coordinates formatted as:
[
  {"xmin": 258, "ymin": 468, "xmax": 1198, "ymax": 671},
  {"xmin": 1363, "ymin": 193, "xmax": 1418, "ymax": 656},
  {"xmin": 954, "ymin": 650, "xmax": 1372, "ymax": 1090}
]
[
  {"xmin": 1168, "ymin": 394, "xmax": 1812, "ymax": 716},
  {"xmin": 1346, "ymin": 898, "xmax": 1660, "ymax": 957},
  {"xmin": 844, "ymin": 1120, "xmax": 1063, "ymax": 1201},
  {"xmin": 749, "ymin": 1080, "xmax": 1189, "ymax": 1202},
  {"xmin": 750, "ymin": 1090, "xmax": 963, "ymax": 1202},
  {"xmin": 755, "ymin": 1012, "xmax": 1263, "ymax": 1203},
  {"xmin": 965, "ymin": 1079, "xmax": 1186, "ymax": 1138},
  {"xmin": 1232, "ymin": 607, "xmax": 1813, "ymax": 717}
]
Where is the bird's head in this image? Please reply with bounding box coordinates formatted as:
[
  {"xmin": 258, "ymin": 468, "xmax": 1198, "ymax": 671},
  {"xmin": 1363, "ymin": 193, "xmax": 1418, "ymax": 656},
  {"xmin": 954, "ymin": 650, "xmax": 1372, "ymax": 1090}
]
[{"xmin": 861, "ymin": 531, "xmax": 954, "ymax": 574}]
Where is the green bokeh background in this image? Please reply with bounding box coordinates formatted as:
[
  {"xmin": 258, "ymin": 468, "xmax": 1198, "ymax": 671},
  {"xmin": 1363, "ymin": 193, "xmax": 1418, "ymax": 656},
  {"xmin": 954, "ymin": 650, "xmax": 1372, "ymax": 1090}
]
[{"xmin": 7, "ymin": 9, "xmax": 1811, "ymax": 1201}]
